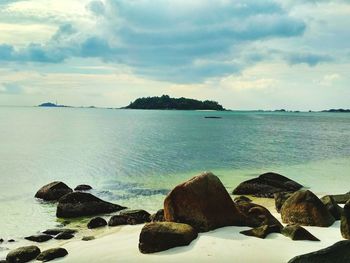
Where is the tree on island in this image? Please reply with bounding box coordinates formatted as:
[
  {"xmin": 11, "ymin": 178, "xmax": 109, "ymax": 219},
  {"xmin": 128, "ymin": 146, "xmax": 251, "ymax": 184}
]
[{"xmin": 124, "ymin": 95, "xmax": 225, "ymax": 111}]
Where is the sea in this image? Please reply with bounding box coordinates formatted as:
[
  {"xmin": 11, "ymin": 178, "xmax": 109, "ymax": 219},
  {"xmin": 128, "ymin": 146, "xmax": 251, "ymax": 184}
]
[{"xmin": 0, "ymin": 107, "xmax": 350, "ymax": 240}]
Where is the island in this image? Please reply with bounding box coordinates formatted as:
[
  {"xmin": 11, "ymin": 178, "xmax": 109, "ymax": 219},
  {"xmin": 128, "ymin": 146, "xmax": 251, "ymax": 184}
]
[
  {"xmin": 38, "ymin": 102, "xmax": 69, "ymax": 108},
  {"xmin": 322, "ymin": 109, "xmax": 350, "ymax": 113},
  {"xmin": 124, "ymin": 95, "xmax": 225, "ymax": 111}
]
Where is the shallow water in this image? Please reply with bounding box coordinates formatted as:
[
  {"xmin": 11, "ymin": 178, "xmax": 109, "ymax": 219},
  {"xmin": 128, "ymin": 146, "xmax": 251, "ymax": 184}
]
[{"xmin": 0, "ymin": 107, "xmax": 350, "ymax": 240}]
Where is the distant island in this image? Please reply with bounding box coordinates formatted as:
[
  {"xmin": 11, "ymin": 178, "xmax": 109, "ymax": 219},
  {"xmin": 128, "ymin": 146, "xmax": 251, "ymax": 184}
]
[
  {"xmin": 38, "ymin": 102, "xmax": 69, "ymax": 108},
  {"xmin": 322, "ymin": 109, "xmax": 350, "ymax": 113},
  {"xmin": 124, "ymin": 95, "xmax": 225, "ymax": 111}
]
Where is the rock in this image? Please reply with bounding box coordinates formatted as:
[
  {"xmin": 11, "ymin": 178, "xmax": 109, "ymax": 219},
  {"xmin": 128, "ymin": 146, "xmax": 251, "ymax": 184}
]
[
  {"xmin": 240, "ymin": 224, "xmax": 281, "ymax": 239},
  {"xmin": 36, "ymin": 248, "xmax": 68, "ymax": 262},
  {"xmin": 74, "ymin": 184, "xmax": 92, "ymax": 191},
  {"xmin": 82, "ymin": 236, "xmax": 95, "ymax": 241},
  {"xmin": 139, "ymin": 222, "xmax": 198, "ymax": 253},
  {"xmin": 282, "ymin": 224, "xmax": 320, "ymax": 241},
  {"xmin": 341, "ymin": 200, "xmax": 350, "ymax": 239},
  {"xmin": 234, "ymin": 196, "xmax": 252, "ymax": 203},
  {"xmin": 288, "ymin": 240, "xmax": 350, "ymax": 263},
  {"xmin": 56, "ymin": 192, "xmax": 126, "ymax": 218},
  {"xmin": 321, "ymin": 195, "xmax": 343, "ymax": 220},
  {"xmin": 233, "ymin": 172, "xmax": 303, "ymax": 198},
  {"xmin": 0, "ymin": 238, "xmax": 3, "ymax": 243},
  {"xmin": 164, "ymin": 172, "xmax": 245, "ymax": 232},
  {"xmin": 42, "ymin": 228, "xmax": 76, "ymax": 236},
  {"xmin": 87, "ymin": 217, "xmax": 107, "ymax": 229},
  {"xmin": 120, "ymin": 210, "xmax": 151, "ymax": 225},
  {"xmin": 329, "ymin": 192, "xmax": 350, "ymax": 204},
  {"xmin": 24, "ymin": 234, "xmax": 53, "ymax": 243},
  {"xmin": 236, "ymin": 201, "xmax": 283, "ymax": 229},
  {"xmin": 35, "ymin": 181, "xmax": 73, "ymax": 201},
  {"xmin": 281, "ymin": 190, "xmax": 335, "ymax": 227},
  {"xmin": 274, "ymin": 192, "xmax": 293, "ymax": 213},
  {"xmin": 54, "ymin": 232, "xmax": 74, "ymax": 240},
  {"xmin": 8, "ymin": 239, "xmax": 15, "ymax": 243},
  {"xmin": 6, "ymin": 246, "xmax": 40, "ymax": 263},
  {"xmin": 150, "ymin": 209, "xmax": 165, "ymax": 222},
  {"xmin": 108, "ymin": 215, "xmax": 128, "ymax": 226}
]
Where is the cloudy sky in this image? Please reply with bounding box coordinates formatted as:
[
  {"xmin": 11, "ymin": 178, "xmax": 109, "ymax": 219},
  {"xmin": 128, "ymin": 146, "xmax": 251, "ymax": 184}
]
[{"xmin": 0, "ymin": 0, "xmax": 349, "ymax": 110}]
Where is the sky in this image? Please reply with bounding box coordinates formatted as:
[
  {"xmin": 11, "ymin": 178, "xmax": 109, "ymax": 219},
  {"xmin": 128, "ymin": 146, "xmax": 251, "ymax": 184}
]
[{"xmin": 0, "ymin": 0, "xmax": 349, "ymax": 110}]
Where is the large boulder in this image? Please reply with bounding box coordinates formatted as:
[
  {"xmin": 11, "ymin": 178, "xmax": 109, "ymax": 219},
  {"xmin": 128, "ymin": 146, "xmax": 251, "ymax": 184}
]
[
  {"xmin": 240, "ymin": 224, "xmax": 281, "ymax": 239},
  {"xmin": 35, "ymin": 182, "xmax": 72, "ymax": 201},
  {"xmin": 233, "ymin": 172, "xmax": 303, "ymax": 198},
  {"xmin": 281, "ymin": 190, "xmax": 335, "ymax": 227},
  {"xmin": 87, "ymin": 217, "xmax": 107, "ymax": 229},
  {"xmin": 139, "ymin": 222, "xmax": 198, "ymax": 253},
  {"xmin": 120, "ymin": 210, "xmax": 151, "ymax": 224},
  {"xmin": 288, "ymin": 240, "xmax": 350, "ymax": 263},
  {"xmin": 6, "ymin": 246, "xmax": 40, "ymax": 263},
  {"xmin": 274, "ymin": 192, "xmax": 293, "ymax": 213},
  {"xmin": 321, "ymin": 195, "xmax": 343, "ymax": 220},
  {"xmin": 56, "ymin": 192, "xmax": 126, "ymax": 218},
  {"xmin": 36, "ymin": 248, "xmax": 68, "ymax": 262},
  {"xmin": 235, "ymin": 201, "xmax": 283, "ymax": 229},
  {"xmin": 164, "ymin": 172, "xmax": 245, "ymax": 232},
  {"xmin": 341, "ymin": 200, "xmax": 350, "ymax": 239},
  {"xmin": 282, "ymin": 224, "xmax": 320, "ymax": 241},
  {"xmin": 108, "ymin": 215, "xmax": 128, "ymax": 226}
]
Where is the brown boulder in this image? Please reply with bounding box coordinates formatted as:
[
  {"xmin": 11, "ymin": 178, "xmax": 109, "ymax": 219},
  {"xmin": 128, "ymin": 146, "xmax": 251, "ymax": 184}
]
[
  {"xmin": 240, "ymin": 224, "xmax": 281, "ymax": 239},
  {"xmin": 321, "ymin": 195, "xmax": 343, "ymax": 220},
  {"xmin": 274, "ymin": 192, "xmax": 293, "ymax": 213},
  {"xmin": 281, "ymin": 190, "xmax": 335, "ymax": 227},
  {"xmin": 164, "ymin": 172, "xmax": 245, "ymax": 232},
  {"xmin": 341, "ymin": 200, "xmax": 350, "ymax": 239},
  {"xmin": 233, "ymin": 172, "xmax": 303, "ymax": 198},
  {"xmin": 139, "ymin": 222, "xmax": 198, "ymax": 253},
  {"xmin": 35, "ymin": 182, "xmax": 72, "ymax": 201}
]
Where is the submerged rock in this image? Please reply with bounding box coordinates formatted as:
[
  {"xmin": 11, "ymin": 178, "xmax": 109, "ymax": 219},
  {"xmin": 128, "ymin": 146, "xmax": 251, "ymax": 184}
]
[
  {"xmin": 42, "ymin": 228, "xmax": 77, "ymax": 236},
  {"xmin": 281, "ymin": 190, "xmax": 335, "ymax": 227},
  {"xmin": 36, "ymin": 248, "xmax": 68, "ymax": 262},
  {"xmin": 6, "ymin": 246, "xmax": 40, "ymax": 263},
  {"xmin": 240, "ymin": 224, "xmax": 281, "ymax": 239},
  {"xmin": 56, "ymin": 192, "xmax": 126, "ymax": 218},
  {"xmin": 87, "ymin": 217, "xmax": 107, "ymax": 229},
  {"xmin": 150, "ymin": 209, "xmax": 165, "ymax": 222},
  {"xmin": 341, "ymin": 200, "xmax": 350, "ymax": 239},
  {"xmin": 74, "ymin": 184, "xmax": 92, "ymax": 191},
  {"xmin": 54, "ymin": 232, "xmax": 74, "ymax": 240},
  {"xmin": 282, "ymin": 224, "xmax": 320, "ymax": 241},
  {"xmin": 139, "ymin": 222, "xmax": 198, "ymax": 254},
  {"xmin": 120, "ymin": 210, "xmax": 151, "ymax": 225},
  {"xmin": 274, "ymin": 192, "xmax": 293, "ymax": 213},
  {"xmin": 82, "ymin": 236, "xmax": 95, "ymax": 241},
  {"xmin": 164, "ymin": 172, "xmax": 245, "ymax": 232},
  {"xmin": 24, "ymin": 234, "xmax": 52, "ymax": 243},
  {"xmin": 288, "ymin": 240, "xmax": 350, "ymax": 263},
  {"xmin": 321, "ymin": 195, "xmax": 343, "ymax": 220},
  {"xmin": 232, "ymin": 172, "xmax": 303, "ymax": 198},
  {"xmin": 35, "ymin": 182, "xmax": 72, "ymax": 201}
]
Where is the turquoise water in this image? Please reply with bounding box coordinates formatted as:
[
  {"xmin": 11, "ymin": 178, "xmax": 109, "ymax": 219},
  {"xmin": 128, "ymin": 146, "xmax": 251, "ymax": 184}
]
[{"xmin": 0, "ymin": 107, "xmax": 350, "ymax": 240}]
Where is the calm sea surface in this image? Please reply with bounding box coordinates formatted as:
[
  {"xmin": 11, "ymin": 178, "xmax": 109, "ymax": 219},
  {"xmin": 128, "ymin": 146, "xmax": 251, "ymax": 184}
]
[{"xmin": 0, "ymin": 107, "xmax": 350, "ymax": 240}]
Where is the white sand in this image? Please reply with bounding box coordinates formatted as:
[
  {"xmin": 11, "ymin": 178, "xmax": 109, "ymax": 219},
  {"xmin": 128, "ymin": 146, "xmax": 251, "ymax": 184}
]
[{"xmin": 1, "ymin": 199, "xmax": 346, "ymax": 262}]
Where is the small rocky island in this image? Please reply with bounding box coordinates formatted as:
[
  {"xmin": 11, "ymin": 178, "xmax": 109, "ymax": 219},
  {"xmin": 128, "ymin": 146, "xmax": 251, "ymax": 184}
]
[
  {"xmin": 124, "ymin": 95, "xmax": 225, "ymax": 111},
  {"xmin": 38, "ymin": 102, "xmax": 69, "ymax": 108}
]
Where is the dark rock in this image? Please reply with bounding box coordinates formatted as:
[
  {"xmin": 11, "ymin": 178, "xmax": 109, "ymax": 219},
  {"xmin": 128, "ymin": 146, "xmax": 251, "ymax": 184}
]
[
  {"xmin": 8, "ymin": 239, "xmax": 15, "ymax": 243},
  {"xmin": 56, "ymin": 192, "xmax": 126, "ymax": 218},
  {"xmin": 6, "ymin": 246, "xmax": 40, "ymax": 263},
  {"xmin": 281, "ymin": 190, "xmax": 335, "ymax": 227},
  {"xmin": 288, "ymin": 240, "xmax": 350, "ymax": 263},
  {"xmin": 87, "ymin": 217, "xmax": 107, "ymax": 229},
  {"xmin": 24, "ymin": 234, "xmax": 52, "ymax": 243},
  {"xmin": 150, "ymin": 209, "xmax": 165, "ymax": 222},
  {"xmin": 282, "ymin": 224, "xmax": 320, "ymax": 241},
  {"xmin": 54, "ymin": 232, "xmax": 74, "ymax": 240},
  {"xmin": 329, "ymin": 193, "xmax": 350, "ymax": 204},
  {"xmin": 120, "ymin": 210, "xmax": 151, "ymax": 225},
  {"xmin": 234, "ymin": 196, "xmax": 252, "ymax": 203},
  {"xmin": 36, "ymin": 248, "xmax": 68, "ymax": 262},
  {"xmin": 35, "ymin": 181, "xmax": 73, "ymax": 201},
  {"xmin": 108, "ymin": 215, "xmax": 128, "ymax": 226},
  {"xmin": 274, "ymin": 192, "xmax": 293, "ymax": 213},
  {"xmin": 0, "ymin": 260, "xmax": 6, "ymax": 263},
  {"xmin": 236, "ymin": 201, "xmax": 283, "ymax": 229},
  {"xmin": 0, "ymin": 238, "xmax": 3, "ymax": 243},
  {"xmin": 74, "ymin": 184, "xmax": 92, "ymax": 191},
  {"xmin": 82, "ymin": 236, "xmax": 95, "ymax": 241},
  {"xmin": 341, "ymin": 200, "xmax": 350, "ymax": 239},
  {"xmin": 164, "ymin": 172, "xmax": 245, "ymax": 232},
  {"xmin": 232, "ymin": 172, "xmax": 303, "ymax": 198},
  {"xmin": 139, "ymin": 222, "xmax": 198, "ymax": 254},
  {"xmin": 42, "ymin": 228, "xmax": 77, "ymax": 236},
  {"xmin": 321, "ymin": 195, "xmax": 343, "ymax": 220},
  {"xmin": 240, "ymin": 224, "xmax": 281, "ymax": 239}
]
